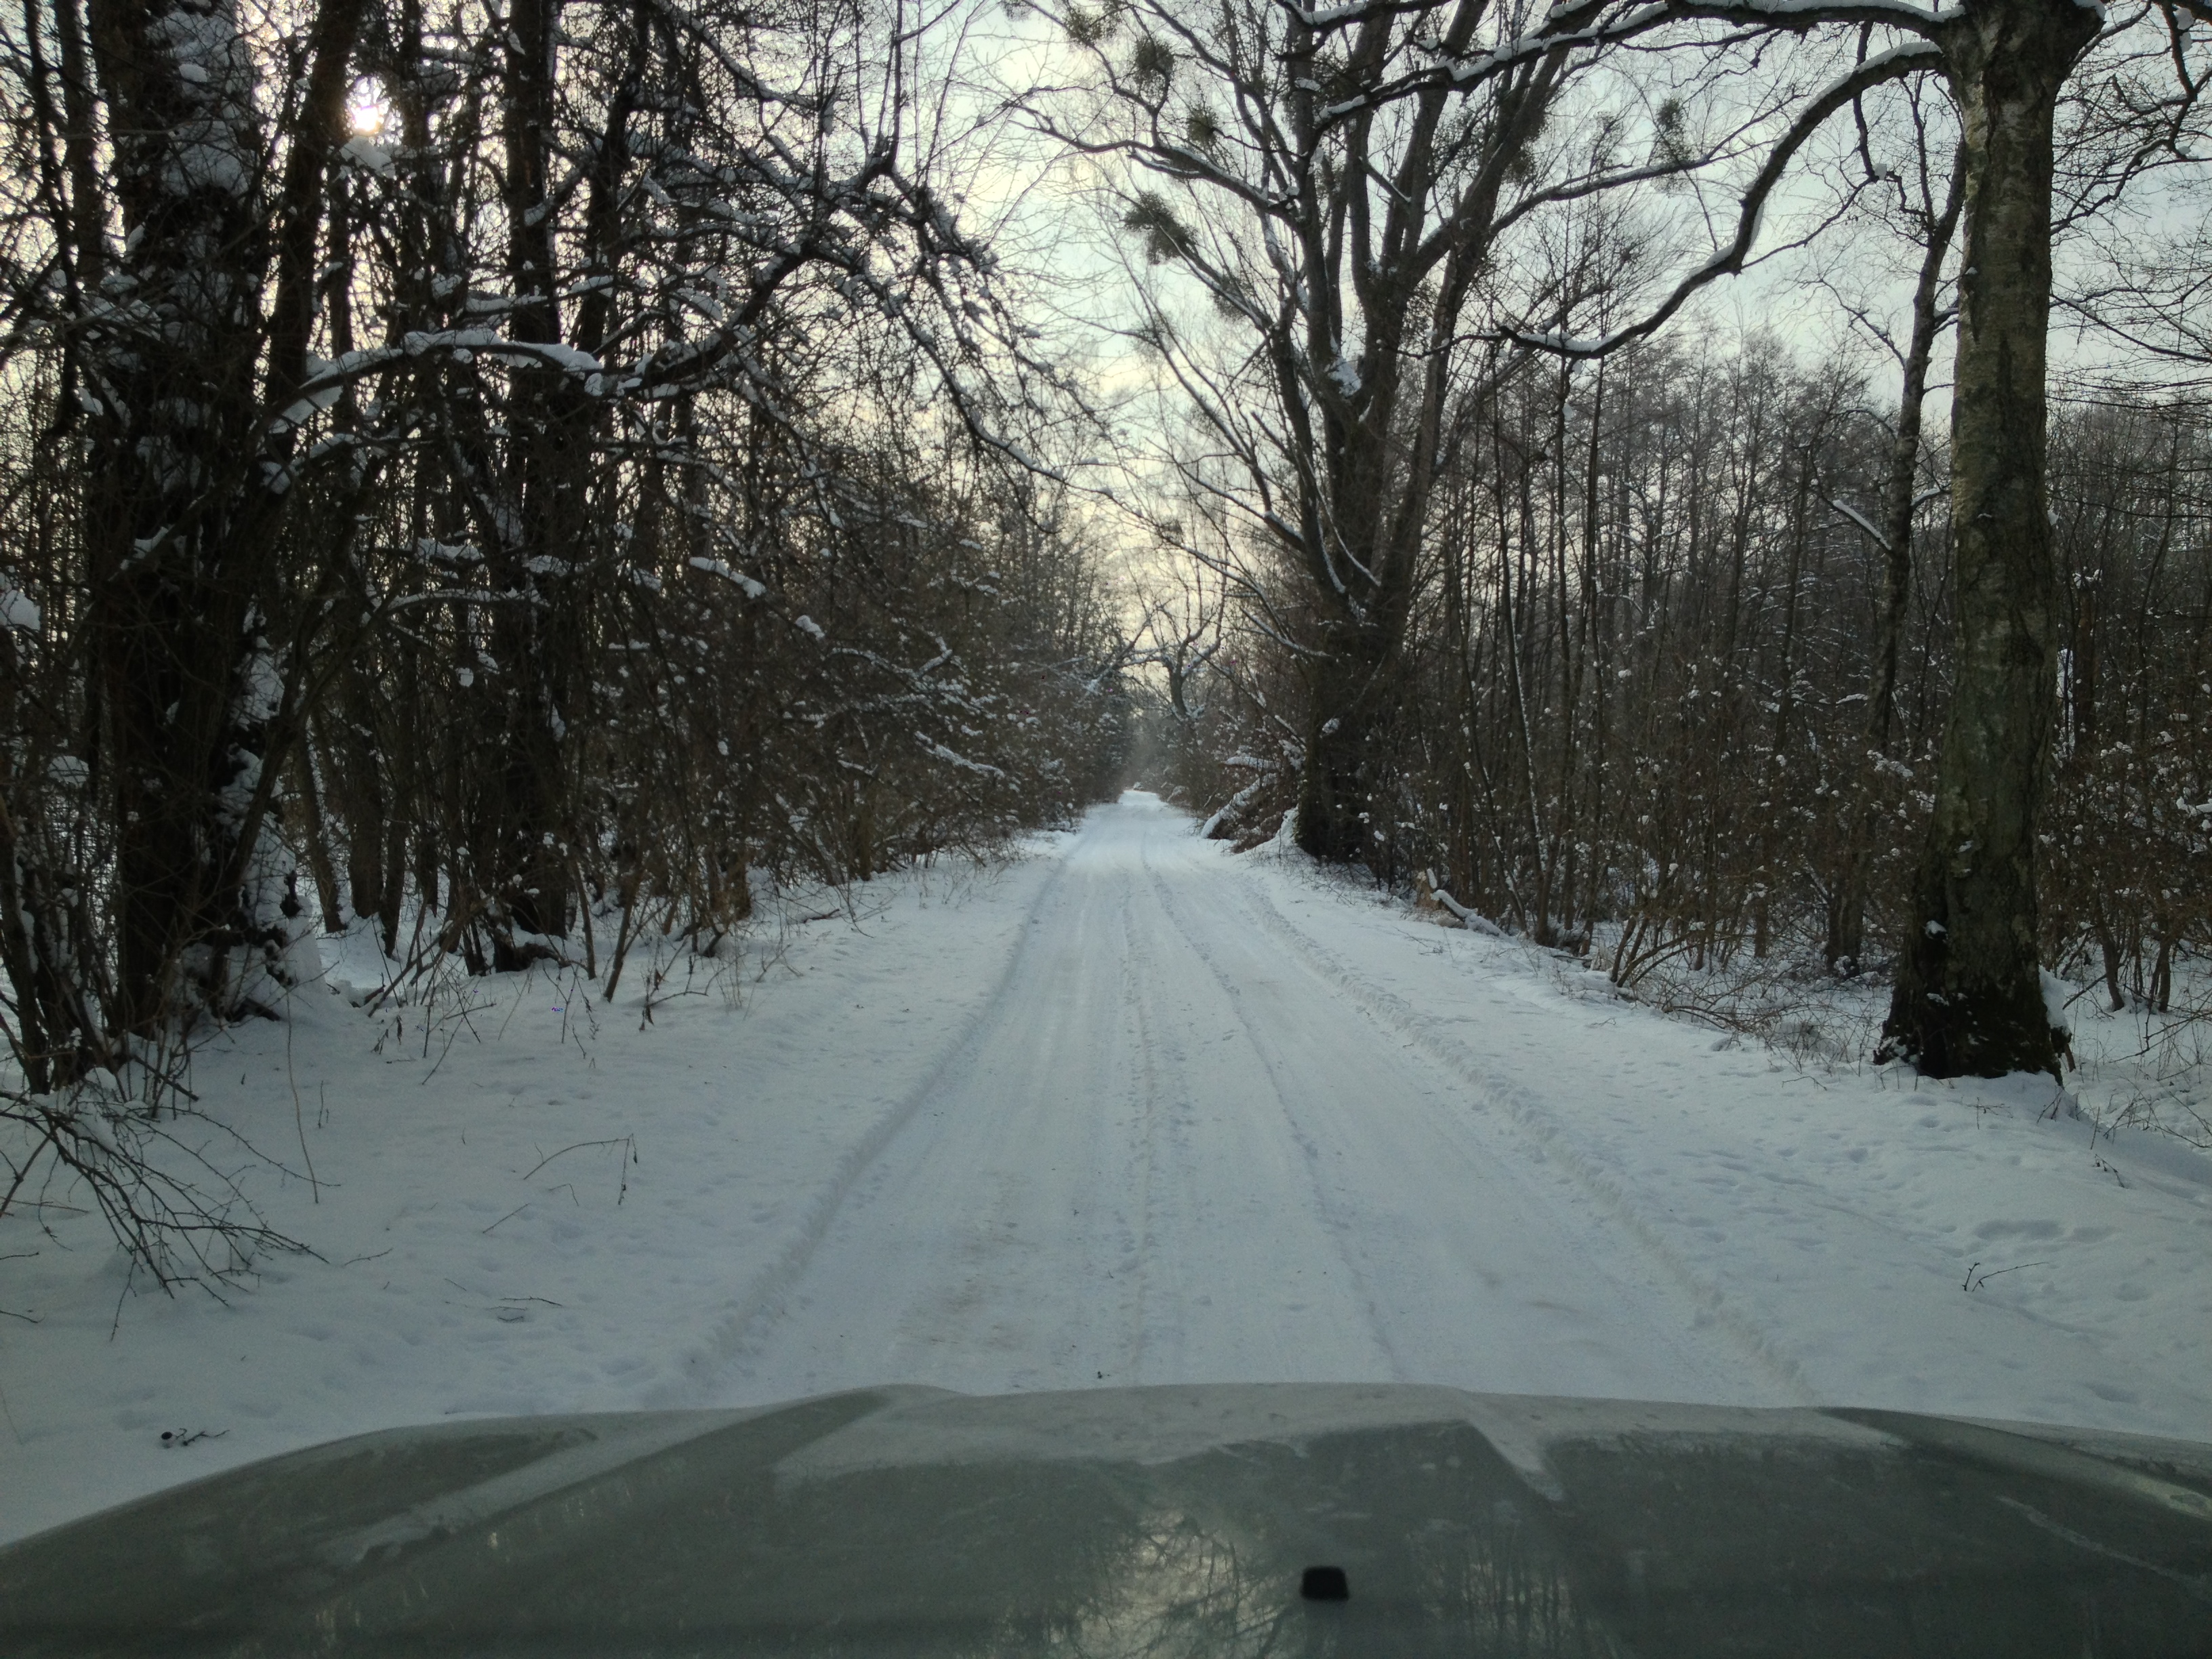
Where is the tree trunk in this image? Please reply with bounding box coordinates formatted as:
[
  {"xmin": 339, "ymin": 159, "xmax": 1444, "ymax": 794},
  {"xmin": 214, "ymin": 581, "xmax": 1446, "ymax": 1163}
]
[
  {"xmin": 291, "ymin": 741, "xmax": 345, "ymax": 935},
  {"xmin": 79, "ymin": 0, "xmax": 361, "ymax": 1029},
  {"xmin": 1881, "ymin": 0, "xmax": 2095, "ymax": 1078},
  {"xmin": 83, "ymin": 0, "xmax": 271, "ymax": 1029},
  {"xmin": 1830, "ymin": 157, "xmax": 1964, "ymax": 974},
  {"xmin": 1295, "ymin": 630, "xmax": 1391, "ymax": 863},
  {"xmin": 486, "ymin": 0, "xmax": 581, "ymax": 962}
]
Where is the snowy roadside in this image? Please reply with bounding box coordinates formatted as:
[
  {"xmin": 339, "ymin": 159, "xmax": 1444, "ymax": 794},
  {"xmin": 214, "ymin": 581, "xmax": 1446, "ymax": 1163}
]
[
  {"xmin": 1227, "ymin": 827, "xmax": 2212, "ymax": 1441},
  {"xmin": 0, "ymin": 844, "xmax": 1068, "ymax": 1544}
]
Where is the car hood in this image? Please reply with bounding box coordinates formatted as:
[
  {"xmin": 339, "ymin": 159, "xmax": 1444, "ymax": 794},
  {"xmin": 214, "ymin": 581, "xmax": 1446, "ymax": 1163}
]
[{"xmin": 5, "ymin": 1384, "xmax": 2211, "ymax": 1656}]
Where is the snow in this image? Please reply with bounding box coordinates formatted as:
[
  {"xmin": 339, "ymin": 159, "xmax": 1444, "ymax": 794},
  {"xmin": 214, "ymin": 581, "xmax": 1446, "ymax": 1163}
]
[
  {"xmin": 916, "ymin": 736, "xmax": 1004, "ymax": 777},
  {"xmin": 394, "ymin": 331, "xmax": 604, "ymax": 377},
  {"xmin": 686, "ymin": 556, "xmax": 767, "ymax": 599},
  {"xmin": 339, "ymin": 136, "xmax": 395, "ymax": 176},
  {"xmin": 272, "ymin": 371, "xmax": 346, "ymax": 432},
  {"xmin": 2043, "ymin": 967, "xmax": 2076, "ymax": 1043},
  {"xmin": 3, "ymin": 793, "xmax": 2209, "ymax": 1546},
  {"xmin": 144, "ymin": 1, "xmax": 256, "ymax": 203}
]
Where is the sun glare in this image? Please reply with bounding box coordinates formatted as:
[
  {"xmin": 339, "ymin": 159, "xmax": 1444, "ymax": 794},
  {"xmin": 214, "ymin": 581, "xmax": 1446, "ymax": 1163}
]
[{"xmin": 347, "ymin": 88, "xmax": 390, "ymax": 137}]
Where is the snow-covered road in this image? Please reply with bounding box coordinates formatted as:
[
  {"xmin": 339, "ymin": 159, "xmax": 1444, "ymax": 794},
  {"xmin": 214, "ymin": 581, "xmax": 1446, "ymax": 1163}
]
[
  {"xmin": 723, "ymin": 795, "xmax": 1770, "ymax": 1406},
  {"xmin": 5, "ymin": 792, "xmax": 2209, "ymax": 1545}
]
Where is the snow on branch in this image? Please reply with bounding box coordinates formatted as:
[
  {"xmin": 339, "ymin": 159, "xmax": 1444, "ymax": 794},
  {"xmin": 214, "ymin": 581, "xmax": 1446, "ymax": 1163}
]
[
  {"xmin": 1828, "ymin": 496, "xmax": 1891, "ymax": 550},
  {"xmin": 687, "ymin": 557, "xmax": 769, "ymax": 599},
  {"xmin": 272, "ymin": 333, "xmax": 608, "ymax": 434},
  {"xmin": 1656, "ymin": 0, "xmax": 1961, "ymax": 26},
  {"xmin": 918, "ymin": 735, "xmax": 1008, "ymax": 778}
]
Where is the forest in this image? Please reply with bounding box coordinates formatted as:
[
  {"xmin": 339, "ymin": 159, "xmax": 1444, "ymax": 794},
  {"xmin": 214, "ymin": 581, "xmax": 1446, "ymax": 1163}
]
[
  {"xmin": 1145, "ymin": 344, "xmax": 2212, "ymax": 1027},
  {"xmin": 1, "ymin": 0, "xmax": 2210, "ymax": 1267}
]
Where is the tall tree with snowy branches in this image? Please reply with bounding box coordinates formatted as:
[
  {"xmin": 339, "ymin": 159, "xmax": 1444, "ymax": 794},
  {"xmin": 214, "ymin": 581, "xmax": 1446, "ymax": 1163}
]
[{"xmin": 79, "ymin": 0, "xmax": 368, "ymax": 1030}]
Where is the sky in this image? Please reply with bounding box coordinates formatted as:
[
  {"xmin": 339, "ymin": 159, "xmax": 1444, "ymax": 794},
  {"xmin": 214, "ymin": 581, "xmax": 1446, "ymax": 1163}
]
[{"xmin": 939, "ymin": 0, "xmax": 2209, "ymax": 477}]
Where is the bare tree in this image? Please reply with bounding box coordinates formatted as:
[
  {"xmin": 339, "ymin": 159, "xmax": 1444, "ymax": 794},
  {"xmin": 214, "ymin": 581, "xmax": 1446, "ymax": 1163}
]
[
  {"xmin": 1023, "ymin": 0, "xmax": 1707, "ymax": 864},
  {"xmin": 1431, "ymin": 0, "xmax": 2212, "ymax": 1076},
  {"xmin": 69, "ymin": 0, "xmax": 367, "ymax": 1034}
]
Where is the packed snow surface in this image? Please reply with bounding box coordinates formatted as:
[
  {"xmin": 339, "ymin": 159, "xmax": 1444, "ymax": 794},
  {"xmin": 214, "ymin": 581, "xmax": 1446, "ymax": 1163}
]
[{"xmin": 5, "ymin": 793, "xmax": 2210, "ymax": 1543}]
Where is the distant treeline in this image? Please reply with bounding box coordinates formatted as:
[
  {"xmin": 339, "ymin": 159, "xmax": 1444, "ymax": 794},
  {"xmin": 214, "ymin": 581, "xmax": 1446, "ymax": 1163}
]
[{"xmin": 1142, "ymin": 337, "xmax": 2210, "ymax": 1006}]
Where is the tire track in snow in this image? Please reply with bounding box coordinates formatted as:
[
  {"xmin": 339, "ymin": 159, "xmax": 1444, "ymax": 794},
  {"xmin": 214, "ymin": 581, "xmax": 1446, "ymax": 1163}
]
[
  {"xmin": 1216, "ymin": 864, "xmax": 1817, "ymax": 1403},
  {"xmin": 645, "ymin": 854, "xmax": 1075, "ymax": 1408},
  {"xmin": 1120, "ymin": 846, "xmax": 1400, "ymax": 1382},
  {"xmin": 1130, "ymin": 844, "xmax": 1422, "ymax": 1385},
  {"xmin": 1116, "ymin": 876, "xmax": 1168, "ymax": 1376}
]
